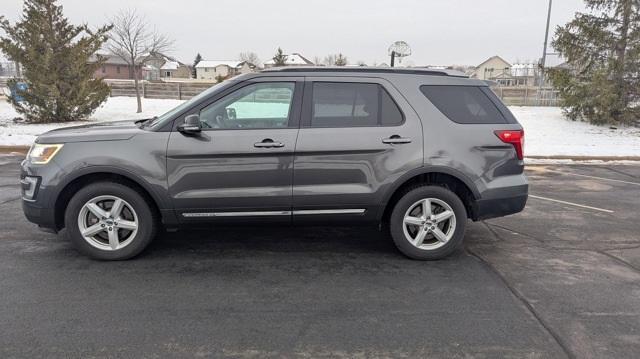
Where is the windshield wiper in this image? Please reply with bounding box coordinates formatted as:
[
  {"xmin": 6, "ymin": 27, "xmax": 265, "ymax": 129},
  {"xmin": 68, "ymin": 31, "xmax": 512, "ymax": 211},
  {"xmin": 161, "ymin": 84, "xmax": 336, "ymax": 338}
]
[{"xmin": 135, "ymin": 116, "xmax": 157, "ymax": 128}]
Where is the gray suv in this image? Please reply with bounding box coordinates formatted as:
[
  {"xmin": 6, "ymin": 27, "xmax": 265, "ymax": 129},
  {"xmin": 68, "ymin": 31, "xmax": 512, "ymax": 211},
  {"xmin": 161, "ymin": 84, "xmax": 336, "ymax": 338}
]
[{"xmin": 21, "ymin": 67, "xmax": 527, "ymax": 260}]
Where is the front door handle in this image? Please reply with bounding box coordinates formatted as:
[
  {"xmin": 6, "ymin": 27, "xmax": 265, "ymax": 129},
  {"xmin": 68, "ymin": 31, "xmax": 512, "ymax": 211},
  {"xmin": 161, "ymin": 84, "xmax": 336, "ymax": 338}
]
[
  {"xmin": 382, "ymin": 135, "xmax": 412, "ymax": 144},
  {"xmin": 254, "ymin": 139, "xmax": 285, "ymax": 148}
]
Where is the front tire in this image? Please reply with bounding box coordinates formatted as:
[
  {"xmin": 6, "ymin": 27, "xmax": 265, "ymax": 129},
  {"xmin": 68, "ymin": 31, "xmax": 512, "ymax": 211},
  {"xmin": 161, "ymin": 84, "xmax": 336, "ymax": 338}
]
[
  {"xmin": 64, "ymin": 181, "xmax": 157, "ymax": 260},
  {"xmin": 389, "ymin": 185, "xmax": 467, "ymax": 260}
]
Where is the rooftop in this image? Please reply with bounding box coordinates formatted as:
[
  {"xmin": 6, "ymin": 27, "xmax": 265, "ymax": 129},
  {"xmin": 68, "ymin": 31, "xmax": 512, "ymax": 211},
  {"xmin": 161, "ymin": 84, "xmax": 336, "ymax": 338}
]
[
  {"xmin": 196, "ymin": 60, "xmax": 243, "ymax": 69},
  {"xmin": 263, "ymin": 53, "xmax": 315, "ymax": 66}
]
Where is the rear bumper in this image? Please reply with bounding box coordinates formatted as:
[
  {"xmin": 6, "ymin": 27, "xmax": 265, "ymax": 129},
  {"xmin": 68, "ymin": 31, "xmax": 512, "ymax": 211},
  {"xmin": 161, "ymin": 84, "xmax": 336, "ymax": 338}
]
[{"xmin": 472, "ymin": 194, "xmax": 528, "ymax": 221}]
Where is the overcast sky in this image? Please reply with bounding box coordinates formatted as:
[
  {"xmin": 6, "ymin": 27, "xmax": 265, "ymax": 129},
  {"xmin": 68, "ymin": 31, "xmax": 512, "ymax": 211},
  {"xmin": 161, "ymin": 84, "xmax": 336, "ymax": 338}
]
[{"xmin": 2, "ymin": 0, "xmax": 587, "ymax": 66}]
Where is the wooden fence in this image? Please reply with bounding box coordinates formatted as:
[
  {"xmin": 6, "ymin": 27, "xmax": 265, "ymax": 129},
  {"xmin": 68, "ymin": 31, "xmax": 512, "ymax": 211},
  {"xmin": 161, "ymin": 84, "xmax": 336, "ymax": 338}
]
[{"xmin": 106, "ymin": 81, "xmax": 215, "ymax": 100}]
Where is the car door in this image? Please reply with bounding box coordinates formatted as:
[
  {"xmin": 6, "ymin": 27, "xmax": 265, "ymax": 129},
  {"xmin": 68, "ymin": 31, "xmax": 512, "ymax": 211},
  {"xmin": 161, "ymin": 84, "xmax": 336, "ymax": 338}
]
[
  {"xmin": 292, "ymin": 77, "xmax": 423, "ymax": 223},
  {"xmin": 166, "ymin": 77, "xmax": 303, "ymax": 222}
]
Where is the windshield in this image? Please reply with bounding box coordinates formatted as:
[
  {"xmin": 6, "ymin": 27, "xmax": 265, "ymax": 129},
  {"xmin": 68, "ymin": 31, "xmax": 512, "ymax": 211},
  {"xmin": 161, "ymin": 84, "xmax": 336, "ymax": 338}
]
[{"xmin": 146, "ymin": 80, "xmax": 238, "ymax": 128}]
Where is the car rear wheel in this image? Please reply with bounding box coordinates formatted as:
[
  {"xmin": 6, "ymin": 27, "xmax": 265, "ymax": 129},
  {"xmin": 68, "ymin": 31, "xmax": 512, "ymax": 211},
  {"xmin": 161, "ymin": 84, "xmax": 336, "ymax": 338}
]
[
  {"xmin": 64, "ymin": 182, "xmax": 157, "ymax": 260},
  {"xmin": 389, "ymin": 185, "xmax": 467, "ymax": 260}
]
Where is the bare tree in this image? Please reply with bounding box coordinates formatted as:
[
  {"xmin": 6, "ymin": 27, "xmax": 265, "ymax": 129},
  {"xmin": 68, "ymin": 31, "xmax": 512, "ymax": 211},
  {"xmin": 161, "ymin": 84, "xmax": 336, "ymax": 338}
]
[
  {"xmin": 322, "ymin": 54, "xmax": 336, "ymax": 66},
  {"xmin": 239, "ymin": 51, "xmax": 261, "ymax": 67},
  {"xmin": 107, "ymin": 9, "xmax": 172, "ymax": 113}
]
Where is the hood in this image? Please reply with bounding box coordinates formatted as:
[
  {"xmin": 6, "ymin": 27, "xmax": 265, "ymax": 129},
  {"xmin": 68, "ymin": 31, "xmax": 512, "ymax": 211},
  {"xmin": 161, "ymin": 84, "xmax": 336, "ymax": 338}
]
[{"xmin": 36, "ymin": 120, "xmax": 145, "ymax": 144}]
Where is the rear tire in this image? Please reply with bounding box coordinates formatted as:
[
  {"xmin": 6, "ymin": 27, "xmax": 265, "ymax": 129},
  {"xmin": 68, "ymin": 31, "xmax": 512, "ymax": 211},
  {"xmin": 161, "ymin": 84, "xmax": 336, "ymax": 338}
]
[
  {"xmin": 64, "ymin": 181, "xmax": 157, "ymax": 260},
  {"xmin": 389, "ymin": 185, "xmax": 466, "ymax": 260}
]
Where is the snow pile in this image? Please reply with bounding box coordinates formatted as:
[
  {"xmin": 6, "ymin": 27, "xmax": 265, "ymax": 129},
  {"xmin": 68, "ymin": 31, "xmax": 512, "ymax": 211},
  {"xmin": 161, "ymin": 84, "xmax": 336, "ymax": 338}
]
[
  {"xmin": 1, "ymin": 97, "xmax": 639, "ymax": 158},
  {"xmin": 510, "ymin": 106, "xmax": 640, "ymax": 157}
]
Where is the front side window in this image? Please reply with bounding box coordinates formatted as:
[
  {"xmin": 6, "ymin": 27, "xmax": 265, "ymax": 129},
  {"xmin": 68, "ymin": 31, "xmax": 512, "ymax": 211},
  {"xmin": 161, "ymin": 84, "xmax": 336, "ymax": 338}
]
[
  {"xmin": 199, "ymin": 82, "xmax": 295, "ymax": 129},
  {"xmin": 311, "ymin": 82, "xmax": 403, "ymax": 127}
]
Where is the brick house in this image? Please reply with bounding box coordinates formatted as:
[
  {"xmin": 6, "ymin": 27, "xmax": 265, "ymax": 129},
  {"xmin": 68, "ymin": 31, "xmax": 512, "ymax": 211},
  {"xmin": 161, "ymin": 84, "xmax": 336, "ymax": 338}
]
[{"xmin": 89, "ymin": 54, "xmax": 142, "ymax": 80}]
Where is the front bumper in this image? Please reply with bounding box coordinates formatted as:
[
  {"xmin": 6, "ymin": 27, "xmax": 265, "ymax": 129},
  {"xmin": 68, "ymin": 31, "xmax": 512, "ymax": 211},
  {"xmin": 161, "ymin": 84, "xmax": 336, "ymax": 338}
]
[{"xmin": 22, "ymin": 200, "xmax": 58, "ymax": 232}]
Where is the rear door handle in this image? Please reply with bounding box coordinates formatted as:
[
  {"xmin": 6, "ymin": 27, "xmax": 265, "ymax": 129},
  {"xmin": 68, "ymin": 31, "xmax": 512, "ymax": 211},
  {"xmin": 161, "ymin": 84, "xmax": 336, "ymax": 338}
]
[
  {"xmin": 382, "ymin": 135, "xmax": 412, "ymax": 144},
  {"xmin": 254, "ymin": 139, "xmax": 285, "ymax": 148}
]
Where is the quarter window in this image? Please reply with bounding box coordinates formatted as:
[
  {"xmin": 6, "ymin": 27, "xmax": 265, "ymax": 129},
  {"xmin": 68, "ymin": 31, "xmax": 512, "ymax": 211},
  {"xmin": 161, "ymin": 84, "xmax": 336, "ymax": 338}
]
[
  {"xmin": 199, "ymin": 82, "xmax": 295, "ymax": 129},
  {"xmin": 420, "ymin": 85, "xmax": 509, "ymax": 124},
  {"xmin": 311, "ymin": 82, "xmax": 403, "ymax": 127}
]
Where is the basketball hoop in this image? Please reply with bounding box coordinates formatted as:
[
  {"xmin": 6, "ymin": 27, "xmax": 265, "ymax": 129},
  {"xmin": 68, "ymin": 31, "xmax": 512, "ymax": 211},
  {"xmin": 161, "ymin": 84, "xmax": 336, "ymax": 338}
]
[{"xmin": 388, "ymin": 41, "xmax": 411, "ymax": 67}]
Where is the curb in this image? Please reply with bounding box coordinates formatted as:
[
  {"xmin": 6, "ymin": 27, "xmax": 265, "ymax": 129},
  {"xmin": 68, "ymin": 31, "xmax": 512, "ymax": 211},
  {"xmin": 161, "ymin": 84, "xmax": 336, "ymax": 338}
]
[
  {"xmin": 526, "ymin": 155, "xmax": 640, "ymax": 162},
  {"xmin": 0, "ymin": 146, "xmax": 29, "ymax": 154}
]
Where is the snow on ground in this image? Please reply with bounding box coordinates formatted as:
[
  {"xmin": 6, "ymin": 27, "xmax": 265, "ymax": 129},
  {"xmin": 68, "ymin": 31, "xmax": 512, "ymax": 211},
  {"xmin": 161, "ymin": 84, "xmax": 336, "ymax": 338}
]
[
  {"xmin": 1, "ymin": 97, "xmax": 639, "ymax": 158},
  {"xmin": 510, "ymin": 106, "xmax": 640, "ymax": 157},
  {"xmin": 0, "ymin": 97, "xmax": 183, "ymax": 146}
]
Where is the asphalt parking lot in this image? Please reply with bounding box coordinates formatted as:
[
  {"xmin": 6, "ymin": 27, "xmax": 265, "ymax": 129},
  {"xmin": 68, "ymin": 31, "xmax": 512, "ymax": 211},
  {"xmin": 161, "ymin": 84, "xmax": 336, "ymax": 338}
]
[{"xmin": 1, "ymin": 154, "xmax": 639, "ymax": 358}]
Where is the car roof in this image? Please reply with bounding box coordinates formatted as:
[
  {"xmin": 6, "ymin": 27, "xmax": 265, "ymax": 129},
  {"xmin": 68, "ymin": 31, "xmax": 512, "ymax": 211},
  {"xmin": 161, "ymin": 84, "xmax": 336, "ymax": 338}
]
[{"xmin": 261, "ymin": 66, "xmax": 468, "ymax": 78}]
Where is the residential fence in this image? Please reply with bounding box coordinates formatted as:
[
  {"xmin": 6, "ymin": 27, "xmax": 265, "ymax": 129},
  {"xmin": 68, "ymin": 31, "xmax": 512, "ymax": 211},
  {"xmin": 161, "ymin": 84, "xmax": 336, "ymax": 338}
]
[
  {"xmin": 105, "ymin": 80, "xmax": 215, "ymax": 100},
  {"xmin": 490, "ymin": 85, "xmax": 560, "ymax": 107}
]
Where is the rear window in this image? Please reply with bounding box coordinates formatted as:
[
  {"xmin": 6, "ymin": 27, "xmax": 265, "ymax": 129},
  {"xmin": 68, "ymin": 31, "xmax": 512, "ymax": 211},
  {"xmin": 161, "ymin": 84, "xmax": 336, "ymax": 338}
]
[
  {"xmin": 311, "ymin": 82, "xmax": 404, "ymax": 127},
  {"xmin": 420, "ymin": 85, "xmax": 512, "ymax": 124}
]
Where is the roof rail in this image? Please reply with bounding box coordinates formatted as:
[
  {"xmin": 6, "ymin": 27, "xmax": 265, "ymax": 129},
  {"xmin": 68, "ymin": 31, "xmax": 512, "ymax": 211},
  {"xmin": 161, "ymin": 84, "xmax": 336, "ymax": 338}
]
[{"xmin": 261, "ymin": 66, "xmax": 467, "ymax": 78}]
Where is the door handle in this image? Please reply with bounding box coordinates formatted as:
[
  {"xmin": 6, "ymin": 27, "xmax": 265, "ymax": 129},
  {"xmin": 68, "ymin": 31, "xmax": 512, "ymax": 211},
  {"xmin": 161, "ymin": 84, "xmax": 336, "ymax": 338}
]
[
  {"xmin": 254, "ymin": 139, "xmax": 285, "ymax": 148},
  {"xmin": 382, "ymin": 135, "xmax": 412, "ymax": 144}
]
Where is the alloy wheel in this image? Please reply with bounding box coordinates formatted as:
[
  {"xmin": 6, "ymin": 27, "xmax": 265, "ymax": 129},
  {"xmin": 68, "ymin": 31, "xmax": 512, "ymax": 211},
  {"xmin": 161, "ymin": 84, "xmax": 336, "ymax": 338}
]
[
  {"xmin": 77, "ymin": 195, "xmax": 139, "ymax": 251},
  {"xmin": 402, "ymin": 197, "xmax": 456, "ymax": 250}
]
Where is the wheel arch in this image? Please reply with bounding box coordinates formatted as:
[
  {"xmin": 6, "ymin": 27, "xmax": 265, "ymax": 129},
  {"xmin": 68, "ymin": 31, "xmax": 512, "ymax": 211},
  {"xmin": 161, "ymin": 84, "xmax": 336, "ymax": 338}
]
[
  {"xmin": 379, "ymin": 167, "xmax": 480, "ymax": 223},
  {"xmin": 52, "ymin": 166, "xmax": 171, "ymax": 230}
]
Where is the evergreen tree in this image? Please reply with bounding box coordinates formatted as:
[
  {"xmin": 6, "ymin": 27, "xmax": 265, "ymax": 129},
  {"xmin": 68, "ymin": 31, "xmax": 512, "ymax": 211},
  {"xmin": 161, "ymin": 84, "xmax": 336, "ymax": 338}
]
[
  {"xmin": 272, "ymin": 47, "xmax": 287, "ymax": 66},
  {"xmin": 548, "ymin": 0, "xmax": 639, "ymax": 125},
  {"xmin": 334, "ymin": 53, "xmax": 348, "ymax": 66},
  {"xmin": 192, "ymin": 53, "xmax": 202, "ymax": 78},
  {"xmin": 0, "ymin": 0, "xmax": 112, "ymax": 123}
]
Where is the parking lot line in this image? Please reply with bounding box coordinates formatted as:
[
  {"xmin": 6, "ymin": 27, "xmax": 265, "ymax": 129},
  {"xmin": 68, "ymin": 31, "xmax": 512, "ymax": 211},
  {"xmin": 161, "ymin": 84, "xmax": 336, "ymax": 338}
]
[
  {"xmin": 546, "ymin": 169, "xmax": 640, "ymax": 186},
  {"xmin": 529, "ymin": 195, "xmax": 614, "ymax": 213}
]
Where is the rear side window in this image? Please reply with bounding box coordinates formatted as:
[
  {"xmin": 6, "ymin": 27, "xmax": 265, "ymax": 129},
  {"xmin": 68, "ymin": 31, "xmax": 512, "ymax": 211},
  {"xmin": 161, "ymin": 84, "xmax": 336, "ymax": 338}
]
[
  {"xmin": 420, "ymin": 85, "xmax": 509, "ymax": 124},
  {"xmin": 311, "ymin": 82, "xmax": 403, "ymax": 127}
]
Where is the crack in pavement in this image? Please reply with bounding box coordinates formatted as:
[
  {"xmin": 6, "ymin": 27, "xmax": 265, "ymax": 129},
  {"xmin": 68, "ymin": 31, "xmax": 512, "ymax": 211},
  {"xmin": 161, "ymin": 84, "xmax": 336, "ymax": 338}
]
[
  {"xmin": 466, "ymin": 248, "xmax": 574, "ymax": 359},
  {"xmin": 597, "ymin": 250, "xmax": 640, "ymax": 274}
]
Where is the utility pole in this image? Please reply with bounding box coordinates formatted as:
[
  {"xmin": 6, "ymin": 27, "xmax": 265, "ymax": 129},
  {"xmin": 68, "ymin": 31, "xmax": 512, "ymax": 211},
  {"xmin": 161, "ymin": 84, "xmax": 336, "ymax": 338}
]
[{"xmin": 538, "ymin": 0, "xmax": 553, "ymax": 105}]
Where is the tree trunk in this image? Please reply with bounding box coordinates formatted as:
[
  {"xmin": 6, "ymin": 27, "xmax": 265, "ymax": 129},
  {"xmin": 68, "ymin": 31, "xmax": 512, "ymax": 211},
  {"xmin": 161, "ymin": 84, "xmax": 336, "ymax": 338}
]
[{"xmin": 132, "ymin": 58, "xmax": 142, "ymax": 113}]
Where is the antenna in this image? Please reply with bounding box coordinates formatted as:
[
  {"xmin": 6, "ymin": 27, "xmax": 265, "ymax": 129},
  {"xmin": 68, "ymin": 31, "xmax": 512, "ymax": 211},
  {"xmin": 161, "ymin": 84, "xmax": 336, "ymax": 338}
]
[{"xmin": 388, "ymin": 41, "xmax": 412, "ymax": 67}]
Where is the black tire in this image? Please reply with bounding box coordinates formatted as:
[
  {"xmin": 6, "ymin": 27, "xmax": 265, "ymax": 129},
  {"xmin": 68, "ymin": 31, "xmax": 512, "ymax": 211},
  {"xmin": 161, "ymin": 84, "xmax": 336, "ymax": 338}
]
[
  {"xmin": 389, "ymin": 185, "xmax": 467, "ymax": 260},
  {"xmin": 64, "ymin": 181, "xmax": 157, "ymax": 260}
]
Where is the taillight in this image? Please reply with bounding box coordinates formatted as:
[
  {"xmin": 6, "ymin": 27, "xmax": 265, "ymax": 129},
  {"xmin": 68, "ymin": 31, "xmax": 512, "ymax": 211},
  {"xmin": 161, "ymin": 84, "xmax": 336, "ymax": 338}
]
[{"xmin": 494, "ymin": 130, "xmax": 524, "ymax": 160}]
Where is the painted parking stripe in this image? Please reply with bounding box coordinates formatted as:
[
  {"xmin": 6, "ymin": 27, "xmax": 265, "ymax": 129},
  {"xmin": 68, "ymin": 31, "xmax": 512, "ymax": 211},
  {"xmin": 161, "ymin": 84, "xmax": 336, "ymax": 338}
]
[
  {"xmin": 546, "ymin": 170, "xmax": 640, "ymax": 186},
  {"xmin": 529, "ymin": 195, "xmax": 614, "ymax": 213}
]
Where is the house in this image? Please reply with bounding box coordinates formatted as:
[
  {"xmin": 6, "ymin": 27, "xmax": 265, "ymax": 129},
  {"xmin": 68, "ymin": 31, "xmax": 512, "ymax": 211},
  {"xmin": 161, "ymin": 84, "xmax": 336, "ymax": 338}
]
[
  {"xmin": 195, "ymin": 60, "xmax": 256, "ymax": 80},
  {"xmin": 160, "ymin": 60, "xmax": 192, "ymax": 79},
  {"xmin": 263, "ymin": 53, "xmax": 315, "ymax": 68},
  {"xmin": 470, "ymin": 55, "xmax": 512, "ymax": 84},
  {"xmin": 89, "ymin": 54, "xmax": 142, "ymax": 80},
  {"xmin": 144, "ymin": 52, "xmax": 192, "ymax": 79},
  {"xmin": 142, "ymin": 65, "xmax": 160, "ymax": 81},
  {"xmin": 511, "ymin": 63, "xmax": 538, "ymax": 86}
]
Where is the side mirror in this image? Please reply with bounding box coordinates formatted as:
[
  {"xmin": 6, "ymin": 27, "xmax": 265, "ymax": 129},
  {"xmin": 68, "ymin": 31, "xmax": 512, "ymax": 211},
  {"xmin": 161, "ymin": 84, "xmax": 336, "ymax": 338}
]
[{"xmin": 178, "ymin": 114, "xmax": 201, "ymax": 134}]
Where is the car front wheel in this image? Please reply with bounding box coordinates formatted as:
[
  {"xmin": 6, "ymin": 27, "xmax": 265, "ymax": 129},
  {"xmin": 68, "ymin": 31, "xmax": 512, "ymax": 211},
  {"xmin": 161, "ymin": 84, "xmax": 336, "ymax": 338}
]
[
  {"xmin": 389, "ymin": 185, "xmax": 467, "ymax": 260},
  {"xmin": 64, "ymin": 181, "xmax": 157, "ymax": 260}
]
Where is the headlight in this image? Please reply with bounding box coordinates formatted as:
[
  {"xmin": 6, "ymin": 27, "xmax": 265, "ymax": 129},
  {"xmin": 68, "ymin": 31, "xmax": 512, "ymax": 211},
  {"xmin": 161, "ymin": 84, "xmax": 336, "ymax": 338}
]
[{"xmin": 28, "ymin": 143, "xmax": 63, "ymax": 164}]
